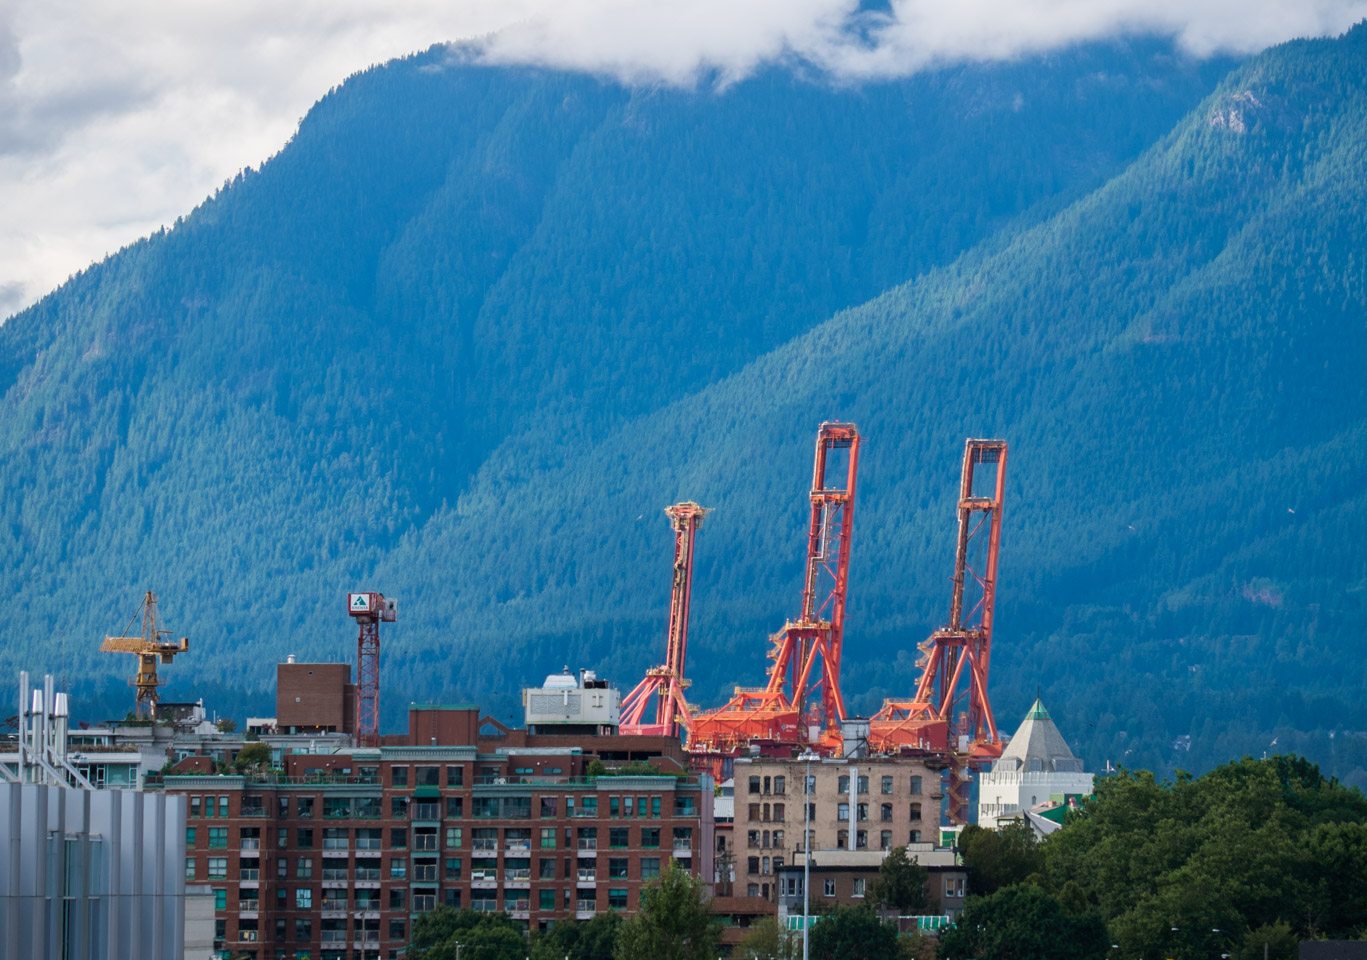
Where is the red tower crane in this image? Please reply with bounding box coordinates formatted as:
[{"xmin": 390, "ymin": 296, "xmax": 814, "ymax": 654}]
[
  {"xmin": 620, "ymin": 502, "xmax": 708, "ymax": 738},
  {"xmin": 348, "ymin": 592, "xmax": 396, "ymax": 748},
  {"xmin": 868, "ymin": 438, "xmax": 1007, "ymax": 823},
  {"xmin": 689, "ymin": 422, "xmax": 860, "ymax": 771}
]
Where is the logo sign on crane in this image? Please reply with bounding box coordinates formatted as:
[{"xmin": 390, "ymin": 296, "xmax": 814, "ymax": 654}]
[{"xmin": 348, "ymin": 593, "xmax": 372, "ymax": 614}]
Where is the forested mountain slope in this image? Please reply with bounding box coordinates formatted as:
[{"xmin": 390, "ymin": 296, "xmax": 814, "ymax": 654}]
[
  {"xmin": 3, "ymin": 26, "xmax": 1362, "ymax": 782},
  {"xmin": 380, "ymin": 25, "xmax": 1367, "ymax": 782}
]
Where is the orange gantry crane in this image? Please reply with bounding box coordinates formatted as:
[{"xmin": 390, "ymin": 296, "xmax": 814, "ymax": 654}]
[
  {"xmin": 620, "ymin": 502, "xmax": 708, "ymax": 738},
  {"xmin": 689, "ymin": 422, "xmax": 860, "ymax": 774},
  {"xmin": 100, "ymin": 590, "xmax": 189, "ymax": 719},
  {"xmin": 869, "ymin": 438, "xmax": 1008, "ymax": 823}
]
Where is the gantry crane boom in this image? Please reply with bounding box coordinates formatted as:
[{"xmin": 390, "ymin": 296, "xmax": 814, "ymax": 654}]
[
  {"xmin": 620, "ymin": 502, "xmax": 707, "ymax": 738},
  {"xmin": 100, "ymin": 590, "xmax": 189, "ymax": 719}
]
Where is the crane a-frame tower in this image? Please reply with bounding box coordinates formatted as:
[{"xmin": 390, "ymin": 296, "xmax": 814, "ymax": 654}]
[
  {"xmin": 869, "ymin": 438, "xmax": 1007, "ymax": 823},
  {"xmin": 620, "ymin": 501, "xmax": 708, "ymax": 738},
  {"xmin": 689, "ymin": 422, "xmax": 860, "ymax": 771}
]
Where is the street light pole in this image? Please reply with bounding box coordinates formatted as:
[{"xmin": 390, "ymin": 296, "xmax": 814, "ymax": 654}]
[{"xmin": 799, "ymin": 749, "xmax": 820, "ymax": 960}]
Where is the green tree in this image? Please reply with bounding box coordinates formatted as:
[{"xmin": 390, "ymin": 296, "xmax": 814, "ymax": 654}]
[
  {"xmin": 869, "ymin": 846, "xmax": 930, "ymax": 915},
  {"xmin": 808, "ymin": 905, "xmax": 902, "ymax": 960},
  {"xmin": 531, "ymin": 912, "xmax": 623, "ymax": 960},
  {"xmin": 736, "ymin": 916, "xmax": 797, "ymax": 959},
  {"xmin": 410, "ymin": 908, "xmax": 524, "ymax": 959},
  {"xmin": 937, "ymin": 884, "xmax": 1108, "ymax": 960},
  {"xmin": 232, "ymin": 741, "xmax": 272, "ymax": 772},
  {"xmin": 1242, "ymin": 921, "xmax": 1299, "ymax": 960},
  {"xmin": 613, "ymin": 860, "xmax": 719, "ymax": 960},
  {"xmin": 958, "ymin": 821, "xmax": 1044, "ymax": 895}
]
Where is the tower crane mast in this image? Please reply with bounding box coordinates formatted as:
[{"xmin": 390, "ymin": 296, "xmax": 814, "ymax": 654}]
[{"xmin": 348, "ymin": 592, "xmax": 396, "ymax": 748}]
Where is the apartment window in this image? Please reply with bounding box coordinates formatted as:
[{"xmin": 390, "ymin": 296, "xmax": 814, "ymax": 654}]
[
  {"xmin": 390, "ymin": 857, "xmax": 407, "ymax": 879},
  {"xmin": 578, "ymin": 827, "xmax": 598, "ymax": 849},
  {"xmin": 186, "ymin": 827, "xmax": 196, "ymax": 846},
  {"xmin": 857, "ymin": 803, "xmax": 868, "ymax": 822},
  {"xmin": 414, "ymin": 861, "xmax": 438, "ymax": 882},
  {"xmin": 415, "ymin": 828, "xmax": 438, "ymax": 852},
  {"xmin": 749, "ymin": 803, "xmax": 761, "ymax": 821},
  {"xmin": 624, "ymin": 796, "xmax": 634, "ymax": 818},
  {"xmin": 391, "ymin": 828, "xmax": 408, "ymax": 849},
  {"xmin": 747, "ymin": 883, "xmax": 760, "ymax": 897},
  {"xmin": 297, "ymin": 797, "xmax": 314, "ymax": 819},
  {"xmin": 416, "ymin": 765, "xmax": 439, "ymax": 786},
  {"xmin": 856, "ymin": 830, "xmax": 868, "ymax": 849},
  {"xmin": 541, "ymin": 797, "xmax": 558, "ymax": 818},
  {"xmin": 540, "ymin": 858, "xmax": 556, "ymax": 880},
  {"xmin": 297, "ymin": 828, "xmax": 313, "ymax": 849},
  {"xmin": 446, "ymin": 827, "xmax": 463, "ymax": 849},
  {"xmin": 217, "ymin": 795, "xmax": 229, "ymax": 817},
  {"xmin": 578, "ymin": 796, "xmax": 598, "ymax": 818},
  {"xmin": 295, "ymin": 919, "xmax": 311, "ymax": 942},
  {"xmin": 910, "ymin": 830, "xmax": 921, "ymax": 843},
  {"xmin": 391, "ymin": 796, "xmax": 409, "ymax": 819},
  {"xmin": 857, "ymin": 776, "xmax": 869, "ymax": 794},
  {"xmin": 650, "ymin": 796, "xmax": 661, "ymax": 818},
  {"xmin": 837, "ymin": 803, "xmax": 849, "ymax": 820},
  {"xmin": 880, "ymin": 830, "xmax": 893, "ymax": 851},
  {"xmin": 446, "ymin": 765, "xmax": 464, "ymax": 786},
  {"xmin": 641, "ymin": 857, "xmax": 661, "ymax": 879},
  {"xmin": 747, "ymin": 856, "xmax": 760, "ymax": 875},
  {"xmin": 945, "ymin": 876, "xmax": 966, "ymax": 898},
  {"xmin": 190, "ymin": 796, "xmax": 201, "ymax": 818},
  {"xmin": 184, "ymin": 857, "xmax": 196, "ymax": 880},
  {"xmin": 322, "ymin": 828, "xmax": 347, "ymax": 851},
  {"xmin": 444, "ymin": 889, "xmax": 462, "ymax": 909},
  {"xmin": 823, "ymin": 879, "xmax": 836, "ymax": 897},
  {"xmin": 762, "ymin": 856, "xmax": 771, "ymax": 874},
  {"xmin": 837, "ymin": 830, "xmax": 848, "ymax": 850},
  {"xmin": 641, "ymin": 827, "xmax": 660, "ymax": 849},
  {"xmin": 749, "ymin": 776, "xmax": 761, "ymax": 794},
  {"xmin": 881, "ymin": 803, "xmax": 893, "ymax": 822},
  {"xmin": 297, "ymin": 857, "xmax": 313, "ymax": 879},
  {"xmin": 773, "ymin": 776, "xmax": 786, "ymax": 795},
  {"xmin": 609, "ymin": 827, "xmax": 630, "ymax": 849},
  {"xmin": 208, "ymin": 828, "xmax": 228, "ymax": 849},
  {"xmin": 540, "ymin": 827, "xmax": 557, "ymax": 849},
  {"xmin": 214, "ymin": 888, "xmax": 227, "ymax": 910},
  {"xmin": 275, "ymin": 919, "xmax": 287, "ymax": 943},
  {"xmin": 276, "ymin": 859, "xmax": 287, "ymax": 880},
  {"xmin": 608, "ymin": 889, "xmax": 628, "ymax": 910},
  {"xmin": 838, "ymin": 776, "xmax": 849, "ymax": 794},
  {"xmin": 391, "ymin": 766, "xmax": 408, "ymax": 787},
  {"xmin": 674, "ymin": 827, "xmax": 693, "ymax": 849},
  {"xmin": 881, "ymin": 776, "xmax": 894, "ymax": 795},
  {"xmin": 446, "ymin": 797, "xmax": 464, "ymax": 819},
  {"xmin": 389, "ymin": 919, "xmax": 406, "ymax": 942},
  {"xmin": 278, "ymin": 828, "xmax": 288, "ymax": 848},
  {"xmin": 295, "ymin": 889, "xmax": 312, "ymax": 909},
  {"xmin": 853, "ymin": 878, "xmax": 867, "ymax": 898},
  {"xmin": 413, "ymin": 892, "xmax": 436, "ymax": 913},
  {"xmin": 609, "ymin": 858, "xmax": 629, "ymax": 879},
  {"xmin": 774, "ymin": 803, "xmax": 786, "ymax": 822},
  {"xmin": 910, "ymin": 776, "xmax": 922, "ymax": 795},
  {"xmin": 389, "ymin": 888, "xmax": 406, "ymax": 911},
  {"xmin": 357, "ymin": 828, "xmax": 382, "ymax": 851},
  {"xmin": 540, "ymin": 888, "xmax": 557, "ymax": 911},
  {"xmin": 205, "ymin": 796, "xmax": 215, "ymax": 818}
]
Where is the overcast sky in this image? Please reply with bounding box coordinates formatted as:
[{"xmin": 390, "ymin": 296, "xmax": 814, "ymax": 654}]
[{"xmin": 2, "ymin": 0, "xmax": 1365, "ymax": 319}]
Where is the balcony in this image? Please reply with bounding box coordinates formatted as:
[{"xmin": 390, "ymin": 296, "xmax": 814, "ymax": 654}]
[
  {"xmin": 577, "ymin": 869, "xmax": 596, "ymax": 883},
  {"xmin": 471, "ymin": 901, "xmax": 500, "ymax": 913},
  {"xmin": 472, "ymin": 838, "xmax": 499, "ymax": 852},
  {"xmin": 503, "ymin": 840, "xmax": 531, "ymax": 853},
  {"xmin": 575, "ymin": 902, "xmax": 597, "ymax": 919}
]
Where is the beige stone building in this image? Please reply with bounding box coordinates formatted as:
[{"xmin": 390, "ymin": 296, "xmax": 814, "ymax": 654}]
[{"xmin": 730, "ymin": 755, "xmax": 941, "ymax": 901}]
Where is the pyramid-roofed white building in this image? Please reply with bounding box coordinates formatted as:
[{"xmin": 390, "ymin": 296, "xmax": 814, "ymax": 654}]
[{"xmin": 976, "ymin": 699, "xmax": 1094, "ymax": 828}]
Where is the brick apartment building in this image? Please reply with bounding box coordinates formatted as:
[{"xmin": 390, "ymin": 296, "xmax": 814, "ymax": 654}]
[
  {"xmin": 162, "ymin": 666, "xmax": 714, "ymax": 960},
  {"xmin": 730, "ymin": 754, "xmax": 941, "ymax": 902}
]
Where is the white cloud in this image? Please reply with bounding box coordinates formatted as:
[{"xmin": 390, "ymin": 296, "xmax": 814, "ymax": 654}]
[{"xmin": 1, "ymin": 0, "xmax": 1364, "ymax": 320}]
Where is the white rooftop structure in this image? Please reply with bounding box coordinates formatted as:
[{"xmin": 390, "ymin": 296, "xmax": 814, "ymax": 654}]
[
  {"xmin": 977, "ymin": 699, "xmax": 1094, "ymax": 829},
  {"xmin": 522, "ymin": 667, "xmax": 622, "ymax": 730}
]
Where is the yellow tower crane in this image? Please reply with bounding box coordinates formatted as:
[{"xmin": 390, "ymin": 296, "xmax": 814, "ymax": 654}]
[{"xmin": 100, "ymin": 590, "xmax": 189, "ymax": 719}]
